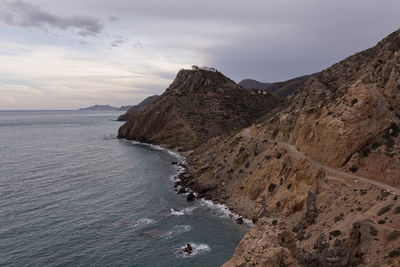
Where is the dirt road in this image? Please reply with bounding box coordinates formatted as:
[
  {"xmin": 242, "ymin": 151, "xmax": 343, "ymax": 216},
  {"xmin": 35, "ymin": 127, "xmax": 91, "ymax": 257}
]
[{"xmin": 277, "ymin": 141, "xmax": 400, "ymax": 195}]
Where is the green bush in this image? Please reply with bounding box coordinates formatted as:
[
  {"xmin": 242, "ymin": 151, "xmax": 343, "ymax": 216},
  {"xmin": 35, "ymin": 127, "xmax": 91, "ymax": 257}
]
[
  {"xmin": 377, "ymin": 205, "xmax": 392, "ymax": 216},
  {"xmin": 388, "ymin": 248, "xmax": 400, "ymax": 258},
  {"xmin": 388, "ymin": 231, "xmax": 400, "ymax": 241},
  {"xmin": 330, "ymin": 230, "xmax": 342, "ymax": 237},
  {"xmin": 370, "ymin": 226, "xmax": 378, "ymax": 236}
]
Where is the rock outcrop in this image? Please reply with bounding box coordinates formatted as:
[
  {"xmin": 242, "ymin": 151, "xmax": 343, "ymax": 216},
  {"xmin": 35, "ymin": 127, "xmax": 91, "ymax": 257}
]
[
  {"xmin": 183, "ymin": 29, "xmax": 400, "ymax": 266},
  {"xmin": 118, "ymin": 69, "xmax": 280, "ymax": 150},
  {"xmin": 118, "ymin": 29, "xmax": 400, "ymax": 266},
  {"xmin": 117, "ymin": 95, "xmax": 159, "ymax": 121},
  {"xmin": 258, "ymin": 29, "xmax": 400, "ymax": 188},
  {"xmin": 239, "ymin": 74, "xmax": 311, "ymax": 99}
]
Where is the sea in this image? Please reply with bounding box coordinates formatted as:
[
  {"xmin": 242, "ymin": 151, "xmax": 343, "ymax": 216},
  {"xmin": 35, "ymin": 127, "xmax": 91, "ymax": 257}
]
[{"xmin": 0, "ymin": 110, "xmax": 248, "ymax": 267}]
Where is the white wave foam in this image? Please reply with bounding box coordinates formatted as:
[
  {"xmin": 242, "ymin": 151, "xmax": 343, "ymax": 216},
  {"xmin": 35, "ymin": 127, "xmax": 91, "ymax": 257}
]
[
  {"xmin": 129, "ymin": 140, "xmax": 187, "ymax": 183},
  {"xmin": 174, "ymin": 224, "xmax": 192, "ymax": 233},
  {"xmin": 170, "ymin": 206, "xmax": 197, "ymax": 216},
  {"xmin": 170, "ymin": 208, "xmax": 184, "ymax": 216},
  {"xmin": 164, "ymin": 224, "xmax": 192, "ymax": 239},
  {"xmin": 129, "ymin": 140, "xmax": 185, "ymax": 162},
  {"xmin": 129, "ymin": 140, "xmax": 252, "ymax": 227},
  {"xmin": 200, "ymin": 199, "xmax": 253, "ymax": 226},
  {"xmin": 133, "ymin": 218, "xmax": 157, "ymax": 228},
  {"xmin": 175, "ymin": 243, "xmax": 211, "ymax": 258}
]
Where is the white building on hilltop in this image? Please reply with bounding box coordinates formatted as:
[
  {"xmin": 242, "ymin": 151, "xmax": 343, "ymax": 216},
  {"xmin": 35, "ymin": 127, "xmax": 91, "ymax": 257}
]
[{"xmin": 191, "ymin": 65, "xmax": 217, "ymax": 72}]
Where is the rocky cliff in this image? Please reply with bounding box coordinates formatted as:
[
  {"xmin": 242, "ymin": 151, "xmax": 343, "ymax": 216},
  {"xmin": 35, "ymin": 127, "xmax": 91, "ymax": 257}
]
[
  {"xmin": 118, "ymin": 69, "xmax": 280, "ymax": 151},
  {"xmin": 117, "ymin": 95, "xmax": 159, "ymax": 121},
  {"xmin": 180, "ymin": 29, "xmax": 400, "ymax": 266},
  {"xmin": 239, "ymin": 75, "xmax": 311, "ymax": 99},
  {"xmin": 118, "ymin": 29, "xmax": 400, "ymax": 266}
]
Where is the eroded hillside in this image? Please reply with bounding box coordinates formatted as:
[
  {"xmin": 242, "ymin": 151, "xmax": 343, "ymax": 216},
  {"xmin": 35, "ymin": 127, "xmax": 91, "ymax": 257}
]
[
  {"xmin": 118, "ymin": 69, "xmax": 280, "ymax": 151},
  {"xmin": 181, "ymin": 29, "xmax": 400, "ymax": 266}
]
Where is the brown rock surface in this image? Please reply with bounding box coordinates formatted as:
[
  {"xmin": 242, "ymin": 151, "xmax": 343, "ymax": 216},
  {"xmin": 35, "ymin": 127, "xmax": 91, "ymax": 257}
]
[
  {"xmin": 117, "ymin": 95, "xmax": 159, "ymax": 121},
  {"xmin": 183, "ymin": 29, "xmax": 400, "ymax": 266},
  {"xmin": 118, "ymin": 69, "xmax": 280, "ymax": 151},
  {"xmin": 118, "ymin": 29, "xmax": 400, "ymax": 266},
  {"xmin": 260, "ymin": 29, "xmax": 400, "ymax": 187}
]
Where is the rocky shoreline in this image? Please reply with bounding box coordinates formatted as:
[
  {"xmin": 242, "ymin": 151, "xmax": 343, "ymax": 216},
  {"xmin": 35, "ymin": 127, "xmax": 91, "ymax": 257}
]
[
  {"xmin": 162, "ymin": 145, "xmax": 253, "ymax": 225},
  {"xmin": 119, "ymin": 138, "xmax": 252, "ymax": 223},
  {"xmin": 118, "ymin": 29, "xmax": 400, "ymax": 266}
]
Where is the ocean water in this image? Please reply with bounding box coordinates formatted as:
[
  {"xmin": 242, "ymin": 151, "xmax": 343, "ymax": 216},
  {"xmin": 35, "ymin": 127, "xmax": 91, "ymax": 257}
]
[{"xmin": 0, "ymin": 111, "xmax": 248, "ymax": 267}]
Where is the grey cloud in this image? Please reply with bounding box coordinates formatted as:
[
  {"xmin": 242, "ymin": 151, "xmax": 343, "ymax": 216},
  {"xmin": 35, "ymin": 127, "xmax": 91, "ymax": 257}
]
[
  {"xmin": 108, "ymin": 15, "xmax": 118, "ymax": 23},
  {"xmin": 0, "ymin": 0, "xmax": 104, "ymax": 36},
  {"xmin": 133, "ymin": 41, "xmax": 143, "ymax": 48},
  {"xmin": 110, "ymin": 35, "xmax": 128, "ymax": 47}
]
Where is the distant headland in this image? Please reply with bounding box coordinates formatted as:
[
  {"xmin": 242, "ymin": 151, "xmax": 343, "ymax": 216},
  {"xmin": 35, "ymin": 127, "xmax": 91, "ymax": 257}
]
[{"xmin": 78, "ymin": 104, "xmax": 132, "ymax": 111}]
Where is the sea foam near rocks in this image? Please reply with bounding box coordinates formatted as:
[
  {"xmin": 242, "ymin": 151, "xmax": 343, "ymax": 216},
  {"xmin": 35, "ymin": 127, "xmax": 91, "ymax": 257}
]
[
  {"xmin": 201, "ymin": 199, "xmax": 253, "ymax": 226},
  {"xmin": 175, "ymin": 243, "xmax": 211, "ymax": 258},
  {"xmin": 170, "ymin": 206, "xmax": 197, "ymax": 216},
  {"xmin": 129, "ymin": 140, "xmax": 252, "ymax": 226}
]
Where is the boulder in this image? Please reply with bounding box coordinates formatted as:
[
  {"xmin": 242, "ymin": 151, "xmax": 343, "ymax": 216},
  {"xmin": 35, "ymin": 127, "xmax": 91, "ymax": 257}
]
[{"xmin": 186, "ymin": 193, "xmax": 195, "ymax": 202}]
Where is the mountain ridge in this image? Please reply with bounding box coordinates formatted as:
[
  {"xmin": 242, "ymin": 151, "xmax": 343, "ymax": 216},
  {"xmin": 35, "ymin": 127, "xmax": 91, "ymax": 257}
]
[
  {"xmin": 239, "ymin": 74, "xmax": 312, "ymax": 99},
  {"xmin": 118, "ymin": 69, "xmax": 280, "ymax": 151},
  {"xmin": 117, "ymin": 95, "xmax": 159, "ymax": 121},
  {"xmin": 78, "ymin": 104, "xmax": 131, "ymax": 111},
  {"xmin": 118, "ymin": 29, "xmax": 400, "ymax": 266}
]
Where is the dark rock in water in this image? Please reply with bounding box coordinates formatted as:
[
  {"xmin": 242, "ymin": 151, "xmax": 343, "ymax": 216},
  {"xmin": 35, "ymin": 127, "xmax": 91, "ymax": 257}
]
[
  {"xmin": 186, "ymin": 193, "xmax": 195, "ymax": 202},
  {"xmin": 177, "ymin": 188, "xmax": 186, "ymax": 194},
  {"xmin": 236, "ymin": 217, "xmax": 244, "ymax": 225},
  {"xmin": 171, "ymin": 161, "xmax": 178, "ymax": 165},
  {"xmin": 183, "ymin": 243, "xmax": 193, "ymax": 254}
]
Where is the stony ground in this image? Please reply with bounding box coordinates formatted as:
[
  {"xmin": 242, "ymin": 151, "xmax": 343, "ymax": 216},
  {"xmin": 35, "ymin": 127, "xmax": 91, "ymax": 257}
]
[{"xmin": 119, "ymin": 29, "xmax": 400, "ymax": 266}]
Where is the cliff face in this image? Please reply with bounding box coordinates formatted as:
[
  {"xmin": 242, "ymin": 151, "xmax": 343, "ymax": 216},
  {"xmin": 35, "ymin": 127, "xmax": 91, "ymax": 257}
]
[
  {"xmin": 239, "ymin": 75, "xmax": 311, "ymax": 99},
  {"xmin": 118, "ymin": 29, "xmax": 400, "ymax": 266},
  {"xmin": 260, "ymin": 30, "xmax": 400, "ymax": 187},
  {"xmin": 118, "ymin": 69, "xmax": 280, "ymax": 151},
  {"xmin": 117, "ymin": 95, "xmax": 159, "ymax": 121},
  {"xmin": 180, "ymin": 29, "xmax": 400, "ymax": 266}
]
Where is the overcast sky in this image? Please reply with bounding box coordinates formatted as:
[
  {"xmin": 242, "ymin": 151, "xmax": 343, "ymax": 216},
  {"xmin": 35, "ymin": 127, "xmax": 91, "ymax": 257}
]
[{"xmin": 0, "ymin": 0, "xmax": 399, "ymax": 109}]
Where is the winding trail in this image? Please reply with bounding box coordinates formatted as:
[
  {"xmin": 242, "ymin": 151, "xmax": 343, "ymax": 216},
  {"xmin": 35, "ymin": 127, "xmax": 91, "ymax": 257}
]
[
  {"xmin": 277, "ymin": 141, "xmax": 400, "ymax": 195},
  {"xmin": 241, "ymin": 127, "xmax": 400, "ymax": 194}
]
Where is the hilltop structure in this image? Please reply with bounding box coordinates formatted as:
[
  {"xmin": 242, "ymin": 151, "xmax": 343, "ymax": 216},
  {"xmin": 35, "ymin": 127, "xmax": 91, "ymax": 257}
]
[
  {"xmin": 119, "ymin": 29, "xmax": 400, "ymax": 266},
  {"xmin": 191, "ymin": 65, "xmax": 217, "ymax": 72}
]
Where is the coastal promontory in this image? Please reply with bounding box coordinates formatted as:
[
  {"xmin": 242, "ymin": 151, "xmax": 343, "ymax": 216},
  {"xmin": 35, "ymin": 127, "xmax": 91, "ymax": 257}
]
[{"xmin": 118, "ymin": 29, "xmax": 400, "ymax": 266}]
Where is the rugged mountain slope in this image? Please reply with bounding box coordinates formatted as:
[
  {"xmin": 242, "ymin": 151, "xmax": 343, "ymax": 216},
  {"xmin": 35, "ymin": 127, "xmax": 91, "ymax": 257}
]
[
  {"xmin": 118, "ymin": 69, "xmax": 280, "ymax": 151},
  {"xmin": 239, "ymin": 79, "xmax": 271, "ymax": 90},
  {"xmin": 260, "ymin": 30, "xmax": 400, "ymax": 187},
  {"xmin": 117, "ymin": 95, "xmax": 159, "ymax": 121},
  {"xmin": 239, "ymin": 75, "xmax": 311, "ymax": 99},
  {"xmin": 178, "ymin": 29, "xmax": 400, "ymax": 266}
]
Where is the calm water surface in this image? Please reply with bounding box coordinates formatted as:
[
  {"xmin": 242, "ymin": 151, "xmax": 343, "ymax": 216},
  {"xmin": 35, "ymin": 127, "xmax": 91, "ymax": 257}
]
[{"xmin": 0, "ymin": 111, "xmax": 247, "ymax": 267}]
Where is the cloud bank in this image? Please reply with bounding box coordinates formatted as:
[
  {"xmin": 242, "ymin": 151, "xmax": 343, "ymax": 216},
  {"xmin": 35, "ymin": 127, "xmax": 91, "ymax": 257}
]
[
  {"xmin": 0, "ymin": 0, "xmax": 400, "ymax": 109},
  {"xmin": 0, "ymin": 0, "xmax": 104, "ymax": 36}
]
